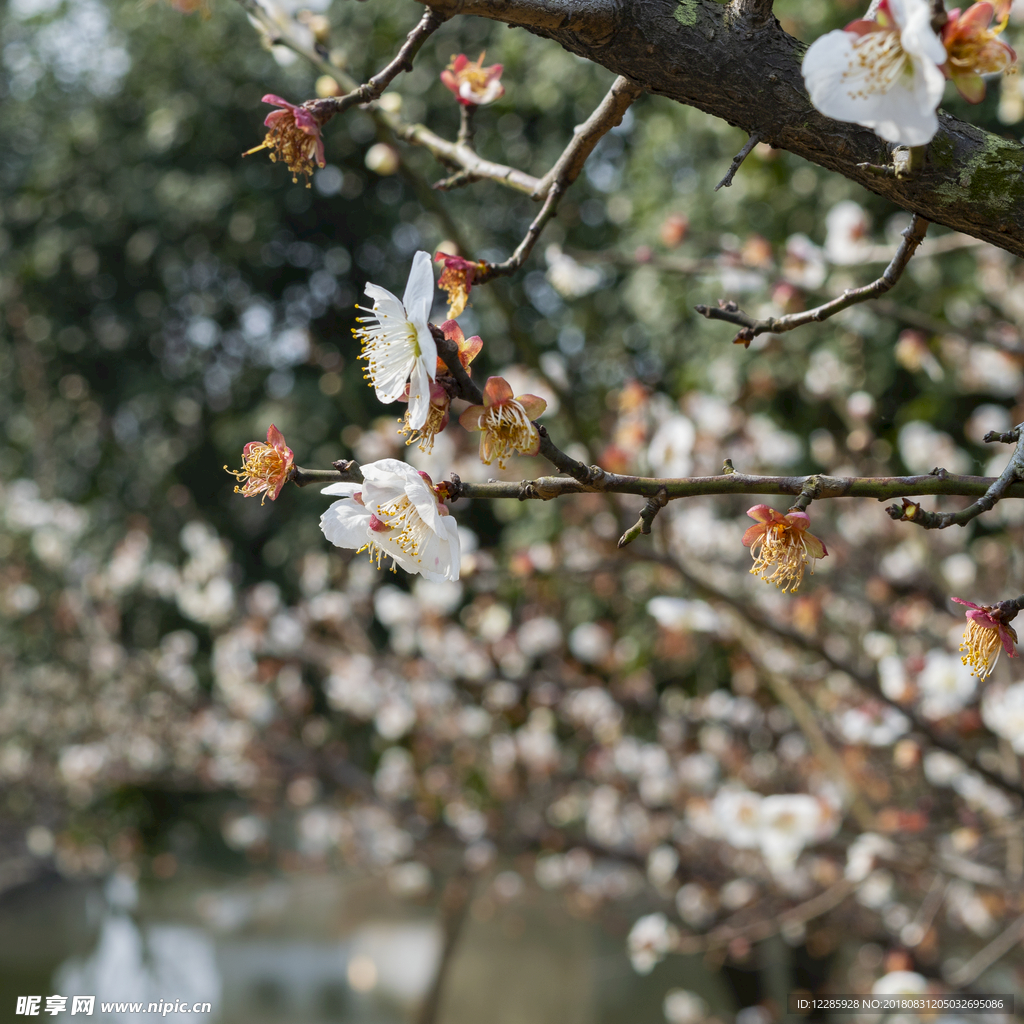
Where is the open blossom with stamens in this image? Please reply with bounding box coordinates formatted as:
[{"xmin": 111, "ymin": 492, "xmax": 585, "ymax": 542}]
[
  {"xmin": 435, "ymin": 252, "xmax": 485, "ymax": 319},
  {"xmin": 802, "ymin": 0, "xmax": 947, "ymax": 145},
  {"xmin": 459, "ymin": 376, "xmax": 547, "ymax": 469},
  {"xmin": 398, "ymin": 380, "xmax": 451, "ymax": 453},
  {"xmin": 440, "ymin": 52, "xmax": 505, "ymax": 107},
  {"xmin": 225, "ymin": 424, "xmax": 294, "ymax": 503},
  {"xmin": 952, "ymin": 597, "xmax": 1019, "ymax": 678},
  {"xmin": 243, "ymin": 95, "xmax": 326, "ymax": 185},
  {"xmin": 942, "ymin": 1, "xmax": 1016, "ymax": 102},
  {"xmin": 320, "ymin": 459, "xmax": 460, "ymax": 582},
  {"xmin": 742, "ymin": 505, "xmax": 828, "ymax": 593},
  {"xmin": 355, "ymin": 251, "xmax": 437, "ymax": 431}
]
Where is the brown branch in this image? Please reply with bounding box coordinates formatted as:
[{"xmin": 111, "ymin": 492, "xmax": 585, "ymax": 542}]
[
  {"xmin": 715, "ymin": 132, "xmax": 761, "ymax": 191},
  {"xmin": 309, "ymin": 8, "xmax": 448, "ymax": 120},
  {"xmin": 393, "ymin": 120, "xmax": 542, "ymax": 195},
  {"xmin": 695, "ymin": 215, "xmax": 930, "ymax": 346},
  {"xmin": 944, "ymin": 913, "xmax": 1024, "ymax": 988},
  {"xmin": 476, "ymin": 75, "xmax": 643, "ymax": 284},
  {"xmin": 730, "ymin": 616, "xmax": 876, "ymax": 831},
  {"xmin": 534, "ymin": 75, "xmax": 644, "ymax": 197},
  {"xmin": 416, "ymin": 0, "xmax": 1024, "ymax": 260},
  {"xmin": 294, "ymin": 465, "xmax": 1024, "ymax": 503},
  {"xmin": 617, "ymin": 487, "xmax": 669, "ymax": 548},
  {"xmin": 886, "ymin": 421, "xmax": 1024, "ymax": 528},
  {"xmin": 674, "ymin": 879, "xmax": 855, "ymax": 954},
  {"xmin": 647, "ymin": 551, "xmax": 1024, "ymax": 802},
  {"xmin": 415, "ymin": 875, "xmax": 473, "ymax": 1024}
]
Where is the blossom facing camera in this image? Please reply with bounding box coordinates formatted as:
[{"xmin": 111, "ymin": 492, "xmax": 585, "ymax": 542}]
[
  {"xmin": 942, "ymin": 1, "xmax": 1016, "ymax": 102},
  {"xmin": 243, "ymin": 95, "xmax": 326, "ymax": 185},
  {"xmin": 440, "ymin": 52, "xmax": 505, "ymax": 107},
  {"xmin": 226, "ymin": 424, "xmax": 294, "ymax": 503},
  {"xmin": 435, "ymin": 251, "xmax": 485, "ymax": 319},
  {"xmin": 952, "ymin": 597, "xmax": 1019, "ymax": 679},
  {"xmin": 459, "ymin": 376, "xmax": 547, "ymax": 470},
  {"xmin": 801, "ymin": 0, "xmax": 947, "ymax": 145},
  {"xmin": 319, "ymin": 459, "xmax": 460, "ymax": 582},
  {"xmin": 355, "ymin": 251, "xmax": 438, "ymax": 431},
  {"xmin": 742, "ymin": 505, "xmax": 828, "ymax": 593}
]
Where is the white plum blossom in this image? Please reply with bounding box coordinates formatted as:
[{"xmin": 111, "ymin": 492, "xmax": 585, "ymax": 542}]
[
  {"xmin": 824, "ymin": 201, "xmax": 873, "ymax": 266},
  {"xmin": 758, "ymin": 794, "xmax": 829, "ymax": 873},
  {"xmin": 712, "ymin": 788, "xmax": 763, "ymax": 849},
  {"xmin": 355, "ymin": 250, "xmax": 438, "ymax": 430},
  {"xmin": 626, "ymin": 912, "xmax": 677, "ymax": 974},
  {"xmin": 917, "ymin": 649, "xmax": 977, "ymax": 719},
  {"xmin": 802, "ymin": 0, "xmax": 947, "ymax": 146},
  {"xmin": 981, "ymin": 681, "xmax": 1024, "ymax": 753},
  {"xmin": 320, "ymin": 459, "xmax": 460, "ymax": 583}
]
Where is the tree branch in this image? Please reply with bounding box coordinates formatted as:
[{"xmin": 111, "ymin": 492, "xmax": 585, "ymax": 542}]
[
  {"xmin": 475, "ymin": 75, "xmax": 643, "ymax": 284},
  {"xmin": 887, "ymin": 421, "xmax": 1024, "ymax": 528},
  {"xmin": 695, "ymin": 215, "xmax": 929, "ymax": 346},
  {"xmin": 294, "ymin": 464, "xmax": 1024, "ymax": 503},
  {"xmin": 417, "ymin": 0, "xmax": 1024, "ymax": 259},
  {"xmin": 715, "ymin": 132, "xmax": 761, "ymax": 191},
  {"xmin": 309, "ymin": 8, "xmax": 448, "ymax": 120}
]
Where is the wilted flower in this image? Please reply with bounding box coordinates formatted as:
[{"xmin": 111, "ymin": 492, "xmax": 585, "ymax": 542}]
[
  {"xmin": 742, "ymin": 505, "xmax": 828, "ymax": 593},
  {"xmin": 952, "ymin": 597, "xmax": 1019, "ymax": 678},
  {"xmin": 398, "ymin": 380, "xmax": 451, "ymax": 454},
  {"xmin": 459, "ymin": 376, "xmax": 547, "ymax": 469},
  {"xmin": 320, "ymin": 459, "xmax": 460, "ymax": 582},
  {"xmin": 355, "ymin": 251, "xmax": 437, "ymax": 431},
  {"xmin": 802, "ymin": 0, "xmax": 947, "ymax": 145},
  {"xmin": 435, "ymin": 252, "xmax": 485, "ymax": 319},
  {"xmin": 942, "ymin": 1, "xmax": 1016, "ymax": 102},
  {"xmin": 225, "ymin": 424, "xmax": 294, "ymax": 503},
  {"xmin": 244, "ymin": 95, "xmax": 326, "ymax": 185},
  {"xmin": 440, "ymin": 52, "xmax": 505, "ymax": 106}
]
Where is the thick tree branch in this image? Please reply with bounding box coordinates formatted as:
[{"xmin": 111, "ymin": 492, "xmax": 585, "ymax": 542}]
[
  {"xmin": 696, "ymin": 215, "xmax": 929, "ymax": 346},
  {"xmin": 417, "ymin": 0, "xmax": 1024, "ymax": 259}
]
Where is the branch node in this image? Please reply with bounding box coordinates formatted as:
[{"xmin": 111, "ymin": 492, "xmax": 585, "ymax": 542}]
[{"xmin": 723, "ymin": 459, "xmax": 736, "ymax": 475}]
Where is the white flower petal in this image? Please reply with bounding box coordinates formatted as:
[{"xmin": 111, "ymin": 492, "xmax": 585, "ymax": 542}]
[
  {"xmin": 802, "ymin": 0, "xmax": 944, "ymax": 146},
  {"xmin": 320, "ymin": 500, "xmax": 372, "ymax": 550},
  {"xmin": 405, "ymin": 359, "xmax": 433, "ymax": 432},
  {"xmin": 402, "ymin": 250, "xmax": 435, "ymax": 325},
  {"xmin": 321, "ymin": 482, "xmax": 362, "ymax": 496}
]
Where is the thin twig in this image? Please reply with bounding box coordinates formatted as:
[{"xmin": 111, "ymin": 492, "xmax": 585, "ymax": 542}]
[
  {"xmin": 715, "ymin": 132, "xmax": 761, "ymax": 191},
  {"xmin": 695, "ymin": 215, "xmax": 930, "ymax": 346},
  {"xmin": 648, "ymin": 552, "xmax": 1024, "ymax": 802},
  {"xmin": 729, "ymin": 616, "xmax": 876, "ymax": 831},
  {"xmin": 674, "ymin": 879, "xmax": 855, "ymax": 954},
  {"xmin": 476, "ymin": 76, "xmax": 643, "ymax": 283},
  {"xmin": 456, "ymin": 103, "xmax": 476, "ymax": 148},
  {"xmin": 309, "ymin": 8, "xmax": 448, "ymax": 120},
  {"xmin": 944, "ymin": 912, "xmax": 1024, "ymax": 988},
  {"xmin": 886, "ymin": 422, "xmax": 1024, "ymax": 528}
]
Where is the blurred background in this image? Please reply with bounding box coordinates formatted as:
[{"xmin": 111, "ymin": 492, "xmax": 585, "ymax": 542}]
[{"xmin": 4, "ymin": 0, "xmax": 1024, "ymax": 1020}]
